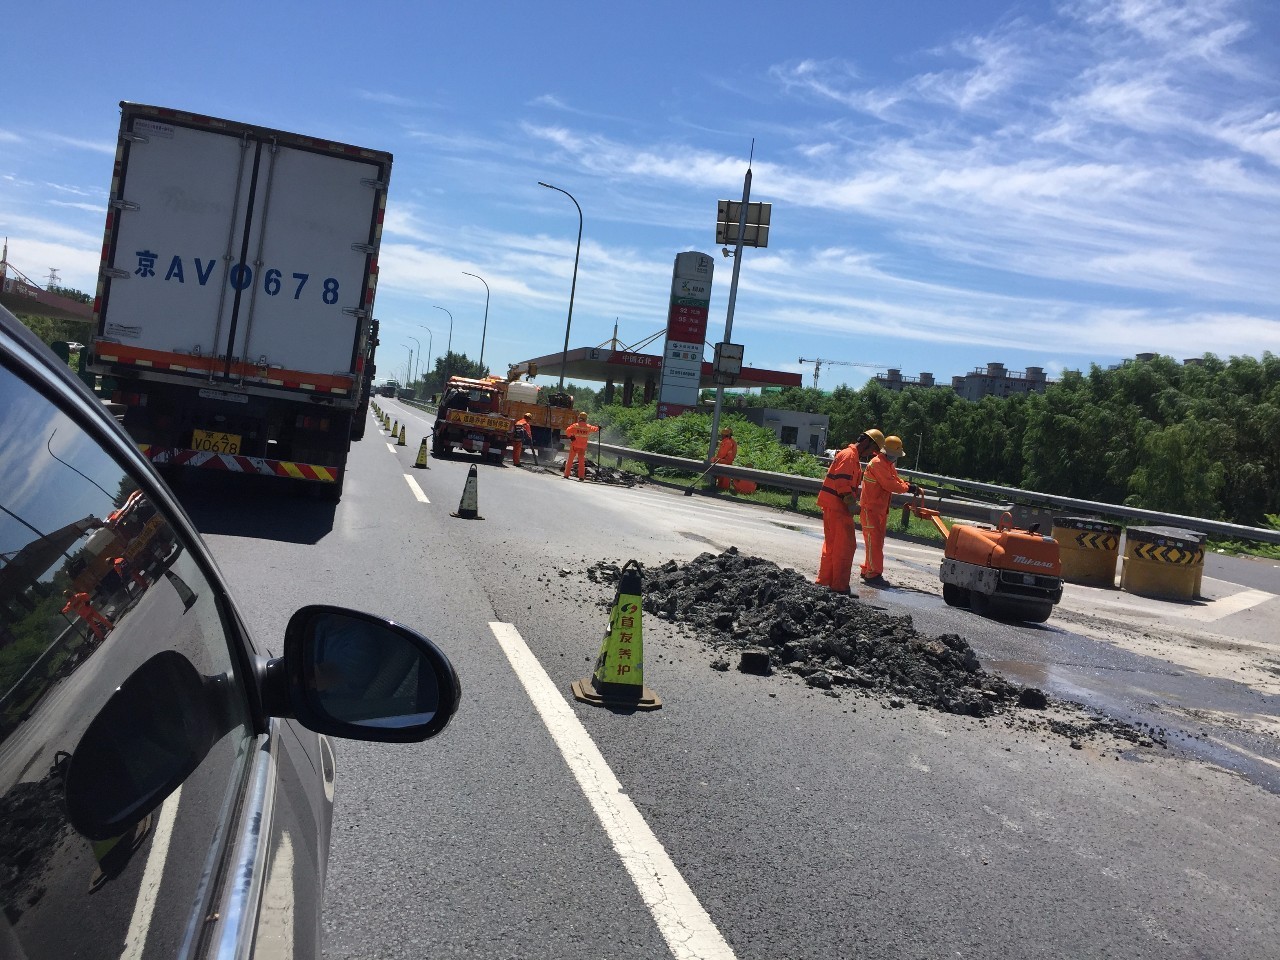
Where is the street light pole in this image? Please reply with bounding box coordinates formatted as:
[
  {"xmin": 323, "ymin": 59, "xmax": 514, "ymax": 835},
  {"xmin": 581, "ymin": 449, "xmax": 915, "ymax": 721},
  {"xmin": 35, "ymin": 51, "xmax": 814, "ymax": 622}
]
[
  {"xmin": 432, "ymin": 306, "xmax": 454, "ymax": 380},
  {"xmin": 407, "ymin": 336, "xmax": 421, "ymax": 394},
  {"xmin": 537, "ymin": 181, "xmax": 582, "ymax": 391},
  {"xmin": 402, "ymin": 345, "xmax": 416, "ymax": 389},
  {"xmin": 419, "ymin": 326, "xmax": 434, "ymax": 392},
  {"xmin": 461, "ymin": 271, "xmax": 490, "ymax": 373}
]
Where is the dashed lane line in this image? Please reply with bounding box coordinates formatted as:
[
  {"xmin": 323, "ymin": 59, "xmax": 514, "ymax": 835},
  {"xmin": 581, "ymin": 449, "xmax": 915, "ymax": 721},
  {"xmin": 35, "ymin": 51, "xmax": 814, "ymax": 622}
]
[{"xmin": 403, "ymin": 474, "xmax": 429, "ymax": 503}]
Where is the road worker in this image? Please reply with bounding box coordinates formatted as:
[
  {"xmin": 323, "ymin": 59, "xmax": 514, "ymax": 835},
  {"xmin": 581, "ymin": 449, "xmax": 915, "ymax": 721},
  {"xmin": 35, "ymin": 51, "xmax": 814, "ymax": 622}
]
[
  {"xmin": 113, "ymin": 556, "xmax": 148, "ymax": 595},
  {"xmin": 859, "ymin": 434, "xmax": 921, "ymax": 587},
  {"xmin": 815, "ymin": 429, "xmax": 884, "ymax": 595},
  {"xmin": 714, "ymin": 426, "xmax": 738, "ymax": 492},
  {"xmin": 62, "ymin": 589, "xmax": 113, "ymax": 642},
  {"xmin": 512, "ymin": 412, "xmax": 533, "ymax": 467},
  {"xmin": 563, "ymin": 412, "xmax": 600, "ymax": 481}
]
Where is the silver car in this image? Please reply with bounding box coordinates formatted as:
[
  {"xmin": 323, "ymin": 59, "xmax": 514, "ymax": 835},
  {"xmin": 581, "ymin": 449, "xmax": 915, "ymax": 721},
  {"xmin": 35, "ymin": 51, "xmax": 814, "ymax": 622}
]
[{"xmin": 0, "ymin": 304, "xmax": 460, "ymax": 958}]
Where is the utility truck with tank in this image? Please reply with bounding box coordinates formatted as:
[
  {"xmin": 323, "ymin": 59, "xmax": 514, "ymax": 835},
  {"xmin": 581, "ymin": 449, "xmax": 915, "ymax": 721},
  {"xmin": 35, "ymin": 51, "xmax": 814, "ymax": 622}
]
[
  {"xmin": 432, "ymin": 371, "xmax": 579, "ymax": 460},
  {"xmin": 88, "ymin": 102, "xmax": 391, "ymax": 500}
]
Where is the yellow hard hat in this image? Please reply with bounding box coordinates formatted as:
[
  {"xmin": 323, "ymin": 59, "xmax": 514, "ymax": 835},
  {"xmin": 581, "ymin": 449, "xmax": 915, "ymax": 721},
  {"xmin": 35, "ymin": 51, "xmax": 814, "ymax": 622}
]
[
  {"xmin": 882, "ymin": 435, "xmax": 904, "ymax": 459},
  {"xmin": 859, "ymin": 428, "xmax": 885, "ymax": 449},
  {"xmin": 578, "ymin": 412, "xmax": 587, "ymax": 420}
]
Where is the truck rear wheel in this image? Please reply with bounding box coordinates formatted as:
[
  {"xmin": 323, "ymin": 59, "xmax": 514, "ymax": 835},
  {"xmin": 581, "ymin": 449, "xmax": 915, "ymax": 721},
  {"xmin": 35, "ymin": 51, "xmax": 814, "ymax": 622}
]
[
  {"xmin": 942, "ymin": 583, "xmax": 968, "ymax": 607},
  {"xmin": 968, "ymin": 591, "xmax": 991, "ymax": 617}
]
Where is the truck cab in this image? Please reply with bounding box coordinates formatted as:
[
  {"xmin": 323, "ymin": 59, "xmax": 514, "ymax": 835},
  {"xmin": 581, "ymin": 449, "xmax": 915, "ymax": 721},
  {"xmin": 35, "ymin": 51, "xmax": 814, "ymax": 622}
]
[{"xmin": 432, "ymin": 377, "xmax": 511, "ymax": 461}]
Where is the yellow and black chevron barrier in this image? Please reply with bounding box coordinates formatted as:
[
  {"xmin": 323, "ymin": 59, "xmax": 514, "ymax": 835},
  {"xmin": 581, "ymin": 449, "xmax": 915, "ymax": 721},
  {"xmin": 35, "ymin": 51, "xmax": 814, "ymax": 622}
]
[
  {"xmin": 1121, "ymin": 526, "xmax": 1206, "ymax": 601},
  {"xmin": 1052, "ymin": 517, "xmax": 1121, "ymax": 588}
]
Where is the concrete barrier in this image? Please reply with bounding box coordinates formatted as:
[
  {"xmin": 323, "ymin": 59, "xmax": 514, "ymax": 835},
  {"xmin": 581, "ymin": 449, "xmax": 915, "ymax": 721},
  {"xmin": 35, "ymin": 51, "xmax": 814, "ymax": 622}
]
[
  {"xmin": 1120, "ymin": 526, "xmax": 1206, "ymax": 600},
  {"xmin": 1053, "ymin": 517, "xmax": 1121, "ymax": 587}
]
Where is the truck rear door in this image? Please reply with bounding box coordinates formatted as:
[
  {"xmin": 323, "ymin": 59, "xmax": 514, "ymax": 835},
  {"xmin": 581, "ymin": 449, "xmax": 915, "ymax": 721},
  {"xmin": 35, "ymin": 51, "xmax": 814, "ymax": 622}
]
[{"xmin": 99, "ymin": 105, "xmax": 389, "ymax": 394}]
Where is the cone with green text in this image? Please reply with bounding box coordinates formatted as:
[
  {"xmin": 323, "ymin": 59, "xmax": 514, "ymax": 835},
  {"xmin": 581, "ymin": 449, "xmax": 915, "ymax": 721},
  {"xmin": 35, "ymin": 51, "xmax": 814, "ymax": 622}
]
[{"xmin": 571, "ymin": 560, "xmax": 661, "ymax": 710}]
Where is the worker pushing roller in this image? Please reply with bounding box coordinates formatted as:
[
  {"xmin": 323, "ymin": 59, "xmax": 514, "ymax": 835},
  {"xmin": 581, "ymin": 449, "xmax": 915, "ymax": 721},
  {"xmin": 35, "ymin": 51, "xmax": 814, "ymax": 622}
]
[
  {"xmin": 859, "ymin": 435, "xmax": 921, "ymax": 587},
  {"xmin": 816, "ymin": 428, "xmax": 883, "ymax": 595}
]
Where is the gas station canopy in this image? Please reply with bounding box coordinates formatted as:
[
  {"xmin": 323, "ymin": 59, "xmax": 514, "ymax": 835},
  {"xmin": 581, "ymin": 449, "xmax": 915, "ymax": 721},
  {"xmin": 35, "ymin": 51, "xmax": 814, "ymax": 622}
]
[{"xmin": 512, "ymin": 346, "xmax": 802, "ymax": 390}]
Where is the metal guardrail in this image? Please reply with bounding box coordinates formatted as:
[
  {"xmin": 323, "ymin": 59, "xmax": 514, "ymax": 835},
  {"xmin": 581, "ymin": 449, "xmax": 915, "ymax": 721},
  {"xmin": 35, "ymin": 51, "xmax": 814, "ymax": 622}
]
[
  {"xmin": 594, "ymin": 442, "xmax": 1036, "ymax": 529},
  {"xmin": 595, "ymin": 441, "xmax": 1280, "ymax": 546},
  {"xmin": 371, "ymin": 398, "xmax": 1279, "ymax": 547}
]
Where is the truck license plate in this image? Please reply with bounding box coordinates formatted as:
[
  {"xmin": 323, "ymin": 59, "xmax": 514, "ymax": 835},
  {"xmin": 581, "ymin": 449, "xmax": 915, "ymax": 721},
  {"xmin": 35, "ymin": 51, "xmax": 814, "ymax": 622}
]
[
  {"xmin": 468, "ymin": 433, "xmax": 485, "ymax": 443},
  {"xmin": 192, "ymin": 429, "xmax": 242, "ymax": 454}
]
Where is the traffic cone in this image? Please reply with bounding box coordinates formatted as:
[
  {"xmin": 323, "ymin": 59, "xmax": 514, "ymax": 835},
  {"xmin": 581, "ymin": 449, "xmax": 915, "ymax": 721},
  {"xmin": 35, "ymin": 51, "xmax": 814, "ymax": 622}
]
[
  {"xmin": 571, "ymin": 559, "xmax": 661, "ymax": 710},
  {"xmin": 450, "ymin": 464, "xmax": 483, "ymax": 519},
  {"xmin": 413, "ymin": 437, "xmax": 430, "ymax": 468},
  {"xmin": 398, "ymin": 424, "xmax": 407, "ymax": 446},
  {"xmin": 392, "ymin": 419, "xmax": 399, "ymax": 436}
]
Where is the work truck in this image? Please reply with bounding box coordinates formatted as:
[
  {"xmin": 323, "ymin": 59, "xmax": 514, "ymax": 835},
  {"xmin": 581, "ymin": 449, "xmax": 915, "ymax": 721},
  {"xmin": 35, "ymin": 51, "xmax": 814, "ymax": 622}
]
[
  {"xmin": 432, "ymin": 373, "xmax": 580, "ymax": 461},
  {"xmin": 89, "ymin": 102, "xmax": 391, "ymax": 500}
]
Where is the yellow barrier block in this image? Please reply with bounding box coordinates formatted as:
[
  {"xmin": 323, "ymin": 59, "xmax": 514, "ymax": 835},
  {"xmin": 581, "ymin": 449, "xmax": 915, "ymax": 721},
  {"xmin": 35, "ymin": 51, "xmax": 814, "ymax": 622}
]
[
  {"xmin": 1053, "ymin": 517, "xmax": 1121, "ymax": 588},
  {"xmin": 1120, "ymin": 526, "xmax": 1206, "ymax": 601}
]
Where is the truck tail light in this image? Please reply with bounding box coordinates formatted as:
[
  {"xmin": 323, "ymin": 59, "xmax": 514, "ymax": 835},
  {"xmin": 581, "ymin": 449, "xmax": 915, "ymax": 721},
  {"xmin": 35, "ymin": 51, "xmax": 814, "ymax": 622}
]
[
  {"xmin": 111, "ymin": 390, "xmax": 148, "ymax": 407},
  {"xmin": 296, "ymin": 415, "xmax": 331, "ymax": 431}
]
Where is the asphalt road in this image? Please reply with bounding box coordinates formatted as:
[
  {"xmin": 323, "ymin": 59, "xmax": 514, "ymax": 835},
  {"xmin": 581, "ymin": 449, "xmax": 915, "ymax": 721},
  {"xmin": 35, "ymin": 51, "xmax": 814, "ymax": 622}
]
[{"xmin": 185, "ymin": 400, "xmax": 1280, "ymax": 960}]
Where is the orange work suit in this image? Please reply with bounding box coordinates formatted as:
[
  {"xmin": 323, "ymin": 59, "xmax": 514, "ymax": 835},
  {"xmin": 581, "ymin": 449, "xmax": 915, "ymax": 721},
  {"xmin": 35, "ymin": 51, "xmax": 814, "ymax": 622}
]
[
  {"xmin": 62, "ymin": 591, "xmax": 113, "ymax": 641},
  {"xmin": 513, "ymin": 417, "xmax": 532, "ymax": 467},
  {"xmin": 563, "ymin": 421, "xmax": 599, "ymax": 479},
  {"xmin": 815, "ymin": 444, "xmax": 863, "ymax": 593},
  {"xmin": 114, "ymin": 557, "xmax": 148, "ymax": 593},
  {"xmin": 859, "ymin": 452, "xmax": 910, "ymax": 579},
  {"xmin": 714, "ymin": 436, "xmax": 738, "ymax": 491}
]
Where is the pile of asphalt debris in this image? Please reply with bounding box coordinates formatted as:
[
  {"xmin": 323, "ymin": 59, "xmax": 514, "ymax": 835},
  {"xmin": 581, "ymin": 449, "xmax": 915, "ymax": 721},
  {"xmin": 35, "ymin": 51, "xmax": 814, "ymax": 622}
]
[
  {"xmin": 532, "ymin": 457, "xmax": 644, "ymax": 486},
  {"xmin": 587, "ymin": 549, "xmax": 1163, "ymax": 749}
]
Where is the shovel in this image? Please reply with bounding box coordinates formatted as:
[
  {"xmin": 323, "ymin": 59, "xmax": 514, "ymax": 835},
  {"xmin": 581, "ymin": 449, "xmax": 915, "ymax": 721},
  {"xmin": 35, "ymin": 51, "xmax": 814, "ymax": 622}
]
[{"xmin": 683, "ymin": 461, "xmax": 718, "ymax": 496}]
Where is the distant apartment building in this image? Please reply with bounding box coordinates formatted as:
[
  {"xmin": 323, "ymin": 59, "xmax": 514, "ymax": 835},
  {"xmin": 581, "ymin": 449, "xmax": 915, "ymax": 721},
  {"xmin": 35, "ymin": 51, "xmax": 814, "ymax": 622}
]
[
  {"xmin": 873, "ymin": 369, "xmax": 939, "ymax": 392},
  {"xmin": 742, "ymin": 407, "xmax": 830, "ymax": 455},
  {"xmin": 950, "ymin": 362, "xmax": 1050, "ymax": 401}
]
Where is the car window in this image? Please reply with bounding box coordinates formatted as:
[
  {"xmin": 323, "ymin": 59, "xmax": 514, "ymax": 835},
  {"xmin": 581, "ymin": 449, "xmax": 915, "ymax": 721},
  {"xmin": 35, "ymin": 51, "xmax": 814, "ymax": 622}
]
[{"xmin": 0, "ymin": 358, "xmax": 255, "ymax": 959}]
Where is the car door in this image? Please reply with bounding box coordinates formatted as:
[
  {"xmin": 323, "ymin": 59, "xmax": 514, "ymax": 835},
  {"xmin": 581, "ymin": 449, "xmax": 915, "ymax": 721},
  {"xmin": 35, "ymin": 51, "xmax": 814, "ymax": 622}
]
[{"xmin": 0, "ymin": 313, "xmax": 320, "ymax": 959}]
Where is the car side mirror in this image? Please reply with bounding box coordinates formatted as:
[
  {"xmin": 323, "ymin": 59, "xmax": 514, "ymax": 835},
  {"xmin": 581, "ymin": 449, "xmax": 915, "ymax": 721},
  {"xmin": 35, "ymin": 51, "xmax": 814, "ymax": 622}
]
[{"xmin": 263, "ymin": 606, "xmax": 460, "ymax": 743}]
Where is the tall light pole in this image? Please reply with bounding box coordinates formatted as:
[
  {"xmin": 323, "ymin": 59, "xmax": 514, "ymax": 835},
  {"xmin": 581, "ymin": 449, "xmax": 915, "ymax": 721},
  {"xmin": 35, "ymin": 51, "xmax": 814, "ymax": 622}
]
[
  {"xmin": 407, "ymin": 336, "xmax": 421, "ymax": 395},
  {"xmin": 461, "ymin": 271, "xmax": 490, "ymax": 373},
  {"xmin": 432, "ymin": 305, "xmax": 454, "ymax": 381},
  {"xmin": 419, "ymin": 326, "xmax": 434, "ymax": 391},
  {"xmin": 402, "ymin": 345, "xmax": 414, "ymax": 388},
  {"xmin": 537, "ymin": 181, "xmax": 582, "ymax": 391}
]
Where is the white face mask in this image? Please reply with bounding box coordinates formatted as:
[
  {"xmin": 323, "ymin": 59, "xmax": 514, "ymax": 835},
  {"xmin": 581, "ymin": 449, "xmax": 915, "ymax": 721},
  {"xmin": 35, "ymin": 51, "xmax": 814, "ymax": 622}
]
[{"xmin": 885, "ymin": 451, "xmax": 900, "ymax": 462}]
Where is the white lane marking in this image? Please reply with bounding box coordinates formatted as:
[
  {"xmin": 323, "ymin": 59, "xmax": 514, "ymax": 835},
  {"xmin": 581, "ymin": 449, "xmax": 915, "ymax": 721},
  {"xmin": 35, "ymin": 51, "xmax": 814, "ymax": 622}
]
[
  {"xmin": 403, "ymin": 474, "xmax": 429, "ymax": 503},
  {"xmin": 1174, "ymin": 588, "xmax": 1273, "ymax": 622},
  {"xmin": 122, "ymin": 785, "xmax": 183, "ymax": 959},
  {"xmin": 386, "ymin": 443, "xmax": 397, "ymax": 454},
  {"xmin": 488, "ymin": 622, "xmax": 737, "ymax": 960}
]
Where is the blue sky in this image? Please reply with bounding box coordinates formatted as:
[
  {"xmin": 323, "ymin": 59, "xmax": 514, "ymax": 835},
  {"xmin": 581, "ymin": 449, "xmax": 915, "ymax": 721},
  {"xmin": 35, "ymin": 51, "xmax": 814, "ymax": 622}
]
[{"xmin": 3, "ymin": 0, "xmax": 1278, "ymax": 391}]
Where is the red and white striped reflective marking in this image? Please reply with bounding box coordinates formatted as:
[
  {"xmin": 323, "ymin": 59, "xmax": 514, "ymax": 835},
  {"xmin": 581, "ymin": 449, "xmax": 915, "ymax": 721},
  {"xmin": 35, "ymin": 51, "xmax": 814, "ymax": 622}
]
[{"xmin": 139, "ymin": 446, "xmax": 338, "ymax": 483}]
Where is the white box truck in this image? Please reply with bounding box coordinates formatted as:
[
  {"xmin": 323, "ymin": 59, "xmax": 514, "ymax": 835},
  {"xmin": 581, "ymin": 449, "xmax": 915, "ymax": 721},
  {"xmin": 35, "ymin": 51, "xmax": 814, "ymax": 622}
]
[{"xmin": 89, "ymin": 102, "xmax": 391, "ymax": 500}]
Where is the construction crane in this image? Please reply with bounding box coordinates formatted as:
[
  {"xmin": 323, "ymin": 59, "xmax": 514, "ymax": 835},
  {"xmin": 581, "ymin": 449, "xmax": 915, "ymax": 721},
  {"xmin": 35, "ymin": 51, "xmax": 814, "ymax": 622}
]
[{"xmin": 798, "ymin": 357, "xmax": 891, "ymax": 390}]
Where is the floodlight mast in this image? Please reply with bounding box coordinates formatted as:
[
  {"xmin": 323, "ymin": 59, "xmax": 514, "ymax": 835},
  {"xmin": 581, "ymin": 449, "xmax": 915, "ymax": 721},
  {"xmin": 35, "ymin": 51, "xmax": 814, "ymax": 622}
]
[{"xmin": 708, "ymin": 151, "xmax": 755, "ymax": 463}]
